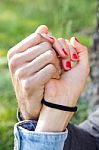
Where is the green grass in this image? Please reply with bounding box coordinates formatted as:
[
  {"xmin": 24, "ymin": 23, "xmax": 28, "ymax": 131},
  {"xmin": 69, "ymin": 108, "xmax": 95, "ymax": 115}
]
[{"xmin": 0, "ymin": 0, "xmax": 96, "ymax": 149}]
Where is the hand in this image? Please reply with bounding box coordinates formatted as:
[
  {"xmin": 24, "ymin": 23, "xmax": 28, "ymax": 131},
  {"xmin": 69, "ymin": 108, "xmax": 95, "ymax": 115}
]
[
  {"xmin": 7, "ymin": 25, "xmax": 61, "ymax": 120},
  {"xmin": 35, "ymin": 37, "xmax": 90, "ymax": 132}
]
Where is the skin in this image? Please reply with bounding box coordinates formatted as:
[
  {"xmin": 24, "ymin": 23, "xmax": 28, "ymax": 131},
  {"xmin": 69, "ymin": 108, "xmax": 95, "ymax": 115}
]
[
  {"xmin": 8, "ymin": 25, "xmax": 90, "ymax": 132},
  {"xmin": 7, "ymin": 25, "xmax": 61, "ymax": 120},
  {"xmin": 36, "ymin": 37, "xmax": 90, "ymax": 132}
]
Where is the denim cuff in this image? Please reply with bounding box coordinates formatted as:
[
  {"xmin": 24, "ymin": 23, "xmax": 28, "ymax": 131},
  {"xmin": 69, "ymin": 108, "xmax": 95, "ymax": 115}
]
[{"xmin": 14, "ymin": 120, "xmax": 68, "ymax": 150}]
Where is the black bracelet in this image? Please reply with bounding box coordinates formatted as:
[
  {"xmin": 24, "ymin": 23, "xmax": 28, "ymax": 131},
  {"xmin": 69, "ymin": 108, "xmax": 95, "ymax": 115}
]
[{"xmin": 41, "ymin": 99, "xmax": 77, "ymax": 112}]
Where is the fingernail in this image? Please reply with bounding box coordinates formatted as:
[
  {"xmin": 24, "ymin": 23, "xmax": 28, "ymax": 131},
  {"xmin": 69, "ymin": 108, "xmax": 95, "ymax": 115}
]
[
  {"xmin": 62, "ymin": 48, "xmax": 68, "ymax": 56},
  {"xmin": 41, "ymin": 34, "xmax": 55, "ymax": 43},
  {"xmin": 75, "ymin": 37, "xmax": 79, "ymax": 43},
  {"xmin": 72, "ymin": 53, "xmax": 78, "ymax": 60},
  {"xmin": 47, "ymin": 35, "xmax": 55, "ymax": 43},
  {"xmin": 66, "ymin": 61, "xmax": 71, "ymax": 69}
]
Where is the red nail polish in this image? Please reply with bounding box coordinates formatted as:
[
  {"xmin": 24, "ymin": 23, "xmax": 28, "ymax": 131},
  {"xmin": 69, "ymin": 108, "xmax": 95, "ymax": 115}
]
[
  {"xmin": 72, "ymin": 53, "xmax": 78, "ymax": 59},
  {"xmin": 47, "ymin": 35, "xmax": 55, "ymax": 43},
  {"xmin": 75, "ymin": 37, "xmax": 79, "ymax": 43},
  {"xmin": 62, "ymin": 48, "xmax": 68, "ymax": 56},
  {"xmin": 66, "ymin": 61, "xmax": 71, "ymax": 69},
  {"xmin": 41, "ymin": 34, "xmax": 55, "ymax": 44}
]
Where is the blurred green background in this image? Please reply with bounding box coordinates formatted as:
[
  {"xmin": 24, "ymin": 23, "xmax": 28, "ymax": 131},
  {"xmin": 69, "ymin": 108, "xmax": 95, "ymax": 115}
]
[{"xmin": 0, "ymin": 0, "xmax": 96, "ymax": 149}]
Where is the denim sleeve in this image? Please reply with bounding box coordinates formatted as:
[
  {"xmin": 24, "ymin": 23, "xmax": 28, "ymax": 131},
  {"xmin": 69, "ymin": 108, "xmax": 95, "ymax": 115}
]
[{"xmin": 14, "ymin": 120, "xmax": 68, "ymax": 150}]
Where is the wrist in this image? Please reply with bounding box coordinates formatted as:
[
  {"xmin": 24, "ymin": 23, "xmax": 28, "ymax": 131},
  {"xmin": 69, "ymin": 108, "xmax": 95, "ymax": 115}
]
[
  {"xmin": 20, "ymin": 105, "xmax": 41, "ymax": 120},
  {"xmin": 17, "ymin": 94, "xmax": 43, "ymax": 120},
  {"xmin": 21, "ymin": 111, "xmax": 39, "ymax": 120},
  {"xmin": 35, "ymin": 105, "xmax": 73, "ymax": 132}
]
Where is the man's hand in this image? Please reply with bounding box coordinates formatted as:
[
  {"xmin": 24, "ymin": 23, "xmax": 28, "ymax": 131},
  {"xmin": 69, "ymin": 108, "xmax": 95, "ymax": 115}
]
[
  {"xmin": 35, "ymin": 37, "xmax": 90, "ymax": 132},
  {"xmin": 7, "ymin": 25, "xmax": 61, "ymax": 120}
]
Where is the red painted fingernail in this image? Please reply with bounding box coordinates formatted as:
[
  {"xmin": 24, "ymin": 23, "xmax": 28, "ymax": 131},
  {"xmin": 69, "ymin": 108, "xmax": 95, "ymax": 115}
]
[
  {"xmin": 41, "ymin": 34, "xmax": 55, "ymax": 44},
  {"xmin": 72, "ymin": 53, "xmax": 78, "ymax": 60},
  {"xmin": 47, "ymin": 35, "xmax": 55, "ymax": 43},
  {"xmin": 66, "ymin": 61, "xmax": 71, "ymax": 69},
  {"xmin": 75, "ymin": 37, "xmax": 79, "ymax": 43},
  {"xmin": 62, "ymin": 48, "xmax": 68, "ymax": 56}
]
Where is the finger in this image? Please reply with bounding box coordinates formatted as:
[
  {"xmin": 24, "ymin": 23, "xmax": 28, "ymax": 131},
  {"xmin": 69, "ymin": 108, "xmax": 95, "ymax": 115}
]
[
  {"xmin": 35, "ymin": 25, "xmax": 48, "ymax": 34},
  {"xmin": 53, "ymin": 39, "xmax": 68, "ymax": 58},
  {"xmin": 7, "ymin": 34, "xmax": 47, "ymax": 60},
  {"xmin": 41, "ymin": 33, "xmax": 55, "ymax": 44},
  {"xmin": 62, "ymin": 59, "xmax": 71, "ymax": 71},
  {"xmin": 15, "ymin": 50, "xmax": 60, "ymax": 78},
  {"xmin": 35, "ymin": 64, "xmax": 59, "ymax": 85},
  {"xmin": 66, "ymin": 40, "xmax": 78, "ymax": 62},
  {"xmin": 58, "ymin": 38, "xmax": 70, "ymax": 56},
  {"xmin": 70, "ymin": 37, "xmax": 89, "ymax": 66},
  {"xmin": 57, "ymin": 38, "xmax": 71, "ymax": 71},
  {"xmin": 7, "ymin": 25, "xmax": 49, "ymax": 60},
  {"xmin": 51, "ymin": 49, "xmax": 61, "ymax": 75},
  {"xmin": 21, "ymin": 64, "xmax": 59, "ymax": 92},
  {"xmin": 35, "ymin": 25, "xmax": 55, "ymax": 44},
  {"xmin": 9, "ymin": 42, "xmax": 52, "ymax": 70}
]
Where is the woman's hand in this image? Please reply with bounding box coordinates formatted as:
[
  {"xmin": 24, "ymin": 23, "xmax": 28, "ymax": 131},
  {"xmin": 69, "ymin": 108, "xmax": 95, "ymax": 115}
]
[
  {"xmin": 7, "ymin": 25, "xmax": 61, "ymax": 120},
  {"xmin": 35, "ymin": 37, "xmax": 90, "ymax": 132}
]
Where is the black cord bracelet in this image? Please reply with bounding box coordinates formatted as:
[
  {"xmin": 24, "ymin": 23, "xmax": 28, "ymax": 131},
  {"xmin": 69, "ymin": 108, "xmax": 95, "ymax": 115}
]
[{"xmin": 41, "ymin": 99, "xmax": 77, "ymax": 112}]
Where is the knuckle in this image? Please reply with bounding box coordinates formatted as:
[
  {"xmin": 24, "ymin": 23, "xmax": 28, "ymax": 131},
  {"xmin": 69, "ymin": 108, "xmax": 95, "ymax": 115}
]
[
  {"xmin": 43, "ymin": 42, "xmax": 52, "ymax": 49},
  {"xmin": 48, "ymin": 64, "xmax": 56, "ymax": 72},
  {"xmin": 47, "ymin": 50, "xmax": 55, "ymax": 61},
  {"xmin": 22, "ymin": 79, "xmax": 30, "ymax": 90},
  {"xmin": 7, "ymin": 46, "xmax": 16, "ymax": 60},
  {"xmin": 7, "ymin": 50, "xmax": 12, "ymax": 60},
  {"xmin": 15, "ymin": 69, "xmax": 23, "ymax": 79},
  {"xmin": 8, "ymin": 55, "xmax": 19, "ymax": 71},
  {"xmin": 9, "ymin": 59, "xmax": 16, "ymax": 72}
]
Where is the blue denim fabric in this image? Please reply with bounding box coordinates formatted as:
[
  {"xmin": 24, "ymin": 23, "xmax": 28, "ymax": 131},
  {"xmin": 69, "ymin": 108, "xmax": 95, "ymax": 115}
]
[{"xmin": 14, "ymin": 120, "xmax": 68, "ymax": 150}]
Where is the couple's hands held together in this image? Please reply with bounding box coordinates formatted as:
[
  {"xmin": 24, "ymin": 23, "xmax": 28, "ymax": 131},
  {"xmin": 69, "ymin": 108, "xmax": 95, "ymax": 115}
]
[{"xmin": 7, "ymin": 25, "xmax": 90, "ymax": 132}]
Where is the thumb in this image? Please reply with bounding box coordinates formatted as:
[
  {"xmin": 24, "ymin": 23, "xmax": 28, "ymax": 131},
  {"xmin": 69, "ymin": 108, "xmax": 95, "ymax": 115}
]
[
  {"xmin": 70, "ymin": 37, "xmax": 89, "ymax": 67},
  {"xmin": 35, "ymin": 25, "xmax": 54, "ymax": 44},
  {"xmin": 35, "ymin": 25, "xmax": 48, "ymax": 34}
]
